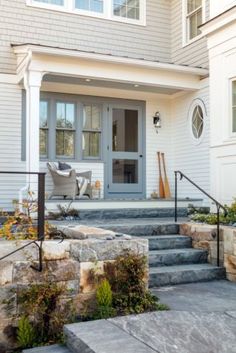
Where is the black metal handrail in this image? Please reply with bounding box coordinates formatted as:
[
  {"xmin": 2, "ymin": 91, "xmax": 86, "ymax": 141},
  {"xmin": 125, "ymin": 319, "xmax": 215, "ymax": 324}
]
[
  {"xmin": 0, "ymin": 171, "xmax": 46, "ymax": 271},
  {"xmin": 174, "ymin": 170, "xmax": 228, "ymax": 267}
]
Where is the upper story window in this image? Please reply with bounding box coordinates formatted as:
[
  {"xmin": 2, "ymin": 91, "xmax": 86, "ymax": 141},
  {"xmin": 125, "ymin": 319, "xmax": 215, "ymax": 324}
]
[
  {"xmin": 75, "ymin": 0, "xmax": 103, "ymax": 13},
  {"xmin": 232, "ymin": 80, "xmax": 236, "ymax": 133},
  {"xmin": 113, "ymin": 0, "xmax": 140, "ymax": 20},
  {"xmin": 183, "ymin": 0, "xmax": 205, "ymax": 45},
  {"xmin": 27, "ymin": 0, "xmax": 145, "ymax": 25}
]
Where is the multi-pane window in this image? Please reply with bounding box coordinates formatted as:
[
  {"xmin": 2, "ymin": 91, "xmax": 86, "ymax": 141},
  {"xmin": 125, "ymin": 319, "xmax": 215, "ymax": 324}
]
[
  {"xmin": 113, "ymin": 0, "xmax": 140, "ymax": 20},
  {"xmin": 186, "ymin": 0, "xmax": 203, "ymax": 41},
  {"xmin": 39, "ymin": 101, "xmax": 48, "ymax": 158},
  {"xmin": 192, "ymin": 105, "xmax": 204, "ymax": 139},
  {"xmin": 75, "ymin": 0, "xmax": 103, "ymax": 13},
  {"xmin": 232, "ymin": 81, "xmax": 236, "ymax": 133},
  {"xmin": 56, "ymin": 102, "xmax": 75, "ymax": 158},
  {"xmin": 28, "ymin": 0, "xmax": 145, "ymax": 24},
  {"xmin": 82, "ymin": 105, "xmax": 102, "ymax": 159},
  {"xmin": 34, "ymin": 0, "xmax": 64, "ymax": 5}
]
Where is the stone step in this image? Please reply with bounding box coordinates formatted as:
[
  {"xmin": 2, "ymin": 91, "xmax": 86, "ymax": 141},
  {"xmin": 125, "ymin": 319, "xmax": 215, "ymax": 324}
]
[
  {"xmin": 100, "ymin": 223, "xmax": 180, "ymax": 236},
  {"xmin": 142, "ymin": 235, "xmax": 192, "ymax": 250},
  {"xmin": 76, "ymin": 207, "xmax": 188, "ymax": 220},
  {"xmin": 64, "ymin": 320, "xmax": 156, "ymax": 353},
  {"xmin": 149, "ymin": 248, "xmax": 208, "ymax": 267},
  {"xmin": 149, "ymin": 264, "xmax": 226, "ymax": 287},
  {"xmin": 23, "ymin": 344, "xmax": 71, "ymax": 353}
]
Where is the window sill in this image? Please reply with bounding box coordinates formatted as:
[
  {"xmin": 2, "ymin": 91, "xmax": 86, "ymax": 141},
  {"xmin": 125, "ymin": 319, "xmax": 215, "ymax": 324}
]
[{"xmin": 26, "ymin": 1, "xmax": 146, "ymax": 27}]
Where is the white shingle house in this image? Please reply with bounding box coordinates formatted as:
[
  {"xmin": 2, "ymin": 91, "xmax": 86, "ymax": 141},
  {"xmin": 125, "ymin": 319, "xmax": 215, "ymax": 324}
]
[{"xmin": 0, "ymin": 0, "xmax": 235, "ymax": 207}]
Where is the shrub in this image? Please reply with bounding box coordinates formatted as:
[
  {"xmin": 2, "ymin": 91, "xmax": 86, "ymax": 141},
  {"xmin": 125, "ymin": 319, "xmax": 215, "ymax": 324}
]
[
  {"xmin": 0, "ymin": 192, "xmax": 54, "ymax": 240},
  {"xmin": 105, "ymin": 250, "xmax": 167, "ymax": 315},
  {"xmin": 17, "ymin": 282, "xmax": 75, "ymax": 347},
  {"xmin": 17, "ymin": 316, "xmax": 35, "ymax": 349},
  {"xmin": 95, "ymin": 279, "xmax": 115, "ymax": 319},
  {"xmin": 190, "ymin": 199, "xmax": 236, "ymax": 225}
]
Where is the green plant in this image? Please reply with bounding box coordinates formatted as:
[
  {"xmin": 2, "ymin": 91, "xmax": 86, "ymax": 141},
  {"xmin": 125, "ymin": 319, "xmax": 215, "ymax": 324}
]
[
  {"xmin": 95, "ymin": 279, "xmax": 115, "ymax": 319},
  {"xmin": 17, "ymin": 316, "xmax": 35, "ymax": 349},
  {"xmin": 17, "ymin": 282, "xmax": 75, "ymax": 346},
  {"xmin": 0, "ymin": 191, "xmax": 54, "ymax": 240},
  {"xmin": 48, "ymin": 203, "xmax": 80, "ymax": 220},
  {"xmin": 190, "ymin": 199, "xmax": 236, "ymax": 225},
  {"xmin": 105, "ymin": 250, "xmax": 166, "ymax": 315}
]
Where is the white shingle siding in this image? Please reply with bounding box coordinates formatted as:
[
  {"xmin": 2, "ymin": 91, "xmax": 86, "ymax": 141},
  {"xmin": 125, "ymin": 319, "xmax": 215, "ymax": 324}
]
[
  {"xmin": 0, "ymin": 0, "xmax": 172, "ymax": 74},
  {"xmin": 170, "ymin": 82, "xmax": 210, "ymax": 201},
  {"xmin": 0, "ymin": 83, "xmax": 27, "ymax": 208},
  {"xmin": 171, "ymin": 0, "xmax": 209, "ymax": 69}
]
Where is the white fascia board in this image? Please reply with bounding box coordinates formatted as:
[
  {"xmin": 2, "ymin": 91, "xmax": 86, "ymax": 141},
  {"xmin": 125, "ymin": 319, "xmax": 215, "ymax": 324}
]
[
  {"xmin": 13, "ymin": 44, "xmax": 208, "ymax": 77},
  {"xmin": 200, "ymin": 6, "xmax": 236, "ymax": 37}
]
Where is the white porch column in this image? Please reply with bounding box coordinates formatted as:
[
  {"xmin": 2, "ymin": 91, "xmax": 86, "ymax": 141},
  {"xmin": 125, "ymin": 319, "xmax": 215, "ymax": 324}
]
[{"xmin": 24, "ymin": 70, "xmax": 43, "ymax": 173}]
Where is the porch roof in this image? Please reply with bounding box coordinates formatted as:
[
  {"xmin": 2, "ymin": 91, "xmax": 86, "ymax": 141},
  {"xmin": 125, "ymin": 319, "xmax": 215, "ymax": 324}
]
[{"xmin": 13, "ymin": 43, "xmax": 208, "ymax": 94}]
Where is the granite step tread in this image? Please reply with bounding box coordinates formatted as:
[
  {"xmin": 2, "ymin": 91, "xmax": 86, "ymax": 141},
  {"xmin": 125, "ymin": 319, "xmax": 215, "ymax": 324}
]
[
  {"xmin": 149, "ymin": 248, "xmax": 208, "ymax": 267},
  {"xmin": 23, "ymin": 344, "xmax": 71, "ymax": 353},
  {"xmin": 141, "ymin": 234, "xmax": 192, "ymax": 249},
  {"xmin": 149, "ymin": 264, "xmax": 226, "ymax": 287},
  {"xmin": 64, "ymin": 320, "xmax": 156, "ymax": 353}
]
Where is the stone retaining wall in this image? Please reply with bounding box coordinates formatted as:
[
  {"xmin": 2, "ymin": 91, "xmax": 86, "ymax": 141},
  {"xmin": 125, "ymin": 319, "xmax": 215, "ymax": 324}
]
[
  {"xmin": 180, "ymin": 223, "xmax": 236, "ymax": 282},
  {"xmin": 0, "ymin": 227, "xmax": 148, "ymax": 352}
]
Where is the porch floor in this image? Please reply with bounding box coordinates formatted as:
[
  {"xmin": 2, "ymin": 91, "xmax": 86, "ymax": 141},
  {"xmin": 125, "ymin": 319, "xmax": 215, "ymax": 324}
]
[{"xmin": 46, "ymin": 197, "xmax": 202, "ymax": 211}]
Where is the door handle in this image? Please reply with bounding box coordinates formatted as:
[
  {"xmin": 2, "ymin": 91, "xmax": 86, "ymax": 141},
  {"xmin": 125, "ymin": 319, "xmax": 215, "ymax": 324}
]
[{"xmin": 139, "ymin": 155, "xmax": 143, "ymax": 158}]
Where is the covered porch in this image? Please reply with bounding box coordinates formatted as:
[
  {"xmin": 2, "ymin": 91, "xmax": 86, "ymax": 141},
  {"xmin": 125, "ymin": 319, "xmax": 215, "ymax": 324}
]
[{"xmin": 13, "ymin": 43, "xmax": 208, "ymax": 205}]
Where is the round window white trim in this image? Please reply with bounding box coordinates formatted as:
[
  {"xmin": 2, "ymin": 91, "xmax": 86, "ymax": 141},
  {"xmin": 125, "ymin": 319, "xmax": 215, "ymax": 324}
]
[{"xmin": 188, "ymin": 98, "xmax": 207, "ymax": 145}]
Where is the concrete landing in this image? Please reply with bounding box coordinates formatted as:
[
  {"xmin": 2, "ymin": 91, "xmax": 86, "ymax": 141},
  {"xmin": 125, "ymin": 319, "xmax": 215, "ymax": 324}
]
[
  {"xmin": 23, "ymin": 344, "xmax": 71, "ymax": 353},
  {"xmin": 153, "ymin": 280, "xmax": 236, "ymax": 312}
]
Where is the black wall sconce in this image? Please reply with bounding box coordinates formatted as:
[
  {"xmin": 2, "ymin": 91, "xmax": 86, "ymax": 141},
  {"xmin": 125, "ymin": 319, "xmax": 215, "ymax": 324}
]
[{"xmin": 153, "ymin": 111, "xmax": 161, "ymax": 133}]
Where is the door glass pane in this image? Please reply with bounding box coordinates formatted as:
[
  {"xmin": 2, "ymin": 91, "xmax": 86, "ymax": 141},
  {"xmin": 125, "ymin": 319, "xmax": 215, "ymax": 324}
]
[
  {"xmin": 113, "ymin": 159, "xmax": 138, "ymax": 184},
  {"xmin": 65, "ymin": 104, "xmax": 75, "ymax": 128},
  {"xmin": 112, "ymin": 109, "xmax": 138, "ymax": 152}
]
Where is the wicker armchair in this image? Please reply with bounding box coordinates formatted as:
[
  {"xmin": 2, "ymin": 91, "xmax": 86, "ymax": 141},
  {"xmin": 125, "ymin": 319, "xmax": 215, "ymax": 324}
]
[{"xmin": 47, "ymin": 163, "xmax": 92, "ymax": 200}]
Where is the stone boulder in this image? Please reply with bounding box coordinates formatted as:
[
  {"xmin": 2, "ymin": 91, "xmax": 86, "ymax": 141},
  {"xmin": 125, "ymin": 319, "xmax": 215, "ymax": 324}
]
[{"xmin": 57, "ymin": 225, "xmax": 116, "ymax": 240}]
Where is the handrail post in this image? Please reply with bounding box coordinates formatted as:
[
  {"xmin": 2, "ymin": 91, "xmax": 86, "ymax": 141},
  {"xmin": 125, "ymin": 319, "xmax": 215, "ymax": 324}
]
[
  {"xmin": 37, "ymin": 173, "xmax": 45, "ymax": 241},
  {"xmin": 216, "ymin": 205, "xmax": 220, "ymax": 267},
  {"xmin": 175, "ymin": 171, "xmax": 178, "ymax": 222}
]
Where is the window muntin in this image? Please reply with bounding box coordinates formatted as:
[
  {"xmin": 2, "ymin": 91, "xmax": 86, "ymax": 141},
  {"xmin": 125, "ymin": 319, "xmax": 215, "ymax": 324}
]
[
  {"xmin": 113, "ymin": 0, "xmax": 140, "ymax": 20},
  {"xmin": 186, "ymin": 0, "xmax": 203, "ymax": 42},
  {"xmin": 34, "ymin": 0, "xmax": 64, "ymax": 5},
  {"xmin": 232, "ymin": 81, "xmax": 236, "ymax": 133},
  {"xmin": 192, "ymin": 105, "xmax": 204, "ymax": 139},
  {"xmin": 75, "ymin": 0, "xmax": 103, "ymax": 13},
  {"xmin": 56, "ymin": 102, "xmax": 75, "ymax": 158},
  {"xmin": 82, "ymin": 104, "xmax": 102, "ymax": 159},
  {"xmin": 28, "ymin": 0, "xmax": 145, "ymax": 25},
  {"xmin": 40, "ymin": 101, "xmax": 48, "ymax": 157}
]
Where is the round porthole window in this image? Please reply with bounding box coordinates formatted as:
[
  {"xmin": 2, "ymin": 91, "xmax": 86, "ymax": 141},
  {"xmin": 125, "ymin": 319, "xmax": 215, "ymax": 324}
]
[
  {"xmin": 188, "ymin": 99, "xmax": 207, "ymax": 143},
  {"xmin": 192, "ymin": 105, "xmax": 204, "ymax": 139}
]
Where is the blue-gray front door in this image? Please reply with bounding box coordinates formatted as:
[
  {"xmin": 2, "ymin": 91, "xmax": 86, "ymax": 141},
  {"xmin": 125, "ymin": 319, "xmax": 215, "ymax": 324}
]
[{"xmin": 106, "ymin": 104, "xmax": 144, "ymax": 198}]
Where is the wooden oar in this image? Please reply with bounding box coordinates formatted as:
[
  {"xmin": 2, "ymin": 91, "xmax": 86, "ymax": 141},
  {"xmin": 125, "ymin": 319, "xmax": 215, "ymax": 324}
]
[
  {"xmin": 161, "ymin": 152, "xmax": 171, "ymax": 198},
  {"xmin": 157, "ymin": 152, "xmax": 165, "ymax": 198}
]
